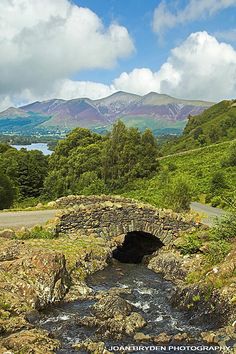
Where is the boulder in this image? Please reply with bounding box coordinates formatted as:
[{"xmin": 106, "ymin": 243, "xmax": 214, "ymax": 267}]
[
  {"xmin": 1, "ymin": 328, "xmax": 60, "ymax": 353},
  {"xmin": 134, "ymin": 332, "xmax": 151, "ymax": 341},
  {"xmin": 92, "ymin": 295, "xmax": 133, "ymax": 320},
  {"xmin": 153, "ymin": 332, "xmax": 172, "ymax": 344},
  {"xmin": 73, "ymin": 339, "xmax": 113, "ymax": 354},
  {"xmin": 0, "ymin": 229, "xmax": 15, "ymax": 239}
]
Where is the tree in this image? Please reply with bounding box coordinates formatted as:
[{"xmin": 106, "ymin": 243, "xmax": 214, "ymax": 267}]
[
  {"xmin": 0, "ymin": 173, "xmax": 15, "ymax": 209},
  {"xmin": 0, "ymin": 146, "xmax": 48, "ymax": 199},
  {"xmin": 102, "ymin": 122, "xmax": 159, "ymax": 190},
  {"xmin": 45, "ymin": 123, "xmax": 160, "ymax": 198},
  {"xmin": 44, "ymin": 128, "xmax": 105, "ymax": 198},
  {"xmin": 16, "ymin": 150, "xmax": 48, "ymax": 198}
]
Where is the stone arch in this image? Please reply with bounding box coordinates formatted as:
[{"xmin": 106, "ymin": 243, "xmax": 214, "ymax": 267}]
[{"xmin": 56, "ymin": 196, "xmax": 198, "ymax": 247}]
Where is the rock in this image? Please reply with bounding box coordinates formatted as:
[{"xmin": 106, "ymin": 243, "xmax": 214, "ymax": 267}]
[
  {"xmin": 147, "ymin": 249, "xmax": 187, "ymax": 281},
  {"xmin": 0, "ymin": 315, "xmax": 32, "ymax": 335},
  {"xmin": 134, "ymin": 332, "xmax": 151, "ymax": 341},
  {"xmin": 124, "ymin": 312, "xmax": 146, "ymax": 334},
  {"xmin": 0, "ymin": 241, "xmax": 19, "ymax": 261},
  {"xmin": 11, "ymin": 251, "xmax": 71, "ymax": 309},
  {"xmin": 92, "ymin": 295, "xmax": 133, "ymax": 320},
  {"xmin": 201, "ymin": 331, "xmax": 219, "ymax": 344},
  {"xmin": 153, "ymin": 332, "xmax": 172, "ymax": 344},
  {"xmin": 36, "ymin": 203, "xmax": 43, "ymax": 209},
  {"xmin": 47, "ymin": 201, "xmax": 57, "ymax": 208},
  {"xmin": 76, "ymin": 310, "xmax": 146, "ymax": 339},
  {"xmin": 171, "ymin": 284, "xmax": 232, "ymax": 328},
  {"xmin": 96, "ymin": 287, "xmax": 132, "ymax": 300},
  {"xmin": 172, "ymin": 332, "xmax": 191, "ymax": 342},
  {"xmin": 65, "ymin": 281, "xmax": 94, "ymax": 301},
  {"xmin": 1, "ymin": 328, "xmax": 60, "ymax": 353},
  {"xmin": 73, "ymin": 339, "xmax": 113, "ymax": 354},
  {"xmin": 24, "ymin": 309, "xmax": 40, "ymax": 323},
  {"xmin": 0, "ymin": 229, "xmax": 15, "ymax": 239}
]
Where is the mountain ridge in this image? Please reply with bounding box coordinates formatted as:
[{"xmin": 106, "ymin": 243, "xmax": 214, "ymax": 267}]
[{"xmin": 0, "ymin": 91, "xmax": 214, "ymax": 135}]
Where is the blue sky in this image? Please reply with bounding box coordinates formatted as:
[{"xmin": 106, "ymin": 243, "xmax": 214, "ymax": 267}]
[
  {"xmin": 73, "ymin": 0, "xmax": 236, "ymax": 85},
  {"xmin": 0, "ymin": 0, "xmax": 236, "ymax": 109}
]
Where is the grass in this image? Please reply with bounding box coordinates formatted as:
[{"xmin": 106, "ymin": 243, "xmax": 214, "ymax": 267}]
[{"xmin": 123, "ymin": 139, "xmax": 236, "ymax": 209}]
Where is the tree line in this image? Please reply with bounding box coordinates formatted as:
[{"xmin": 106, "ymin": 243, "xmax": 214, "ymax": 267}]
[{"xmin": 0, "ymin": 121, "xmax": 160, "ymax": 209}]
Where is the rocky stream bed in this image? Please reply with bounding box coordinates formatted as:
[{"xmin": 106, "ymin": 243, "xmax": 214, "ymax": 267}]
[{"xmin": 0, "ymin": 201, "xmax": 236, "ymax": 354}]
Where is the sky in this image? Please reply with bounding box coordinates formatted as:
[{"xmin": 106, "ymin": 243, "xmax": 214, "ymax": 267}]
[{"xmin": 0, "ymin": 0, "xmax": 236, "ymax": 110}]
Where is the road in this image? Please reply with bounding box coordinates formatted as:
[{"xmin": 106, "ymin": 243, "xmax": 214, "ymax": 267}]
[
  {"xmin": 0, "ymin": 203, "xmax": 228, "ymax": 230},
  {"xmin": 0, "ymin": 209, "xmax": 59, "ymax": 230},
  {"xmin": 190, "ymin": 202, "xmax": 227, "ymax": 226}
]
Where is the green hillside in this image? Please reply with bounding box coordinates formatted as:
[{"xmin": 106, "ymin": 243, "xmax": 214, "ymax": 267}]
[
  {"xmin": 0, "ymin": 112, "xmax": 51, "ymax": 134},
  {"xmin": 162, "ymin": 99, "xmax": 236, "ymax": 154},
  {"xmin": 124, "ymin": 139, "xmax": 236, "ymax": 209},
  {"xmin": 120, "ymin": 115, "xmax": 186, "ymax": 135}
]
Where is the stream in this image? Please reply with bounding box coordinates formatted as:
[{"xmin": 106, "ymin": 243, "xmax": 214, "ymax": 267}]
[{"xmin": 37, "ymin": 262, "xmax": 216, "ymax": 354}]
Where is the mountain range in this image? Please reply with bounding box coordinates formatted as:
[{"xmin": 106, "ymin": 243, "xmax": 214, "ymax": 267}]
[{"xmin": 0, "ymin": 91, "xmax": 213, "ymax": 136}]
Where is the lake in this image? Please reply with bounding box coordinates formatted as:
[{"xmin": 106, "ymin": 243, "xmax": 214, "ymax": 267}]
[{"xmin": 12, "ymin": 143, "xmax": 52, "ymax": 155}]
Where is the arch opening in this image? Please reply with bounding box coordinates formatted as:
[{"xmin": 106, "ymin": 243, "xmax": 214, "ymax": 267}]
[{"xmin": 112, "ymin": 231, "xmax": 164, "ymax": 264}]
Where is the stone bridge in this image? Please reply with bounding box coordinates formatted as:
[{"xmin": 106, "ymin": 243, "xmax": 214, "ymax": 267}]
[{"xmin": 55, "ymin": 195, "xmax": 198, "ymax": 246}]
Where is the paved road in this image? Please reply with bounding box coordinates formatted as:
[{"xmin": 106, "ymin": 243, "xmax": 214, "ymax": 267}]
[
  {"xmin": 190, "ymin": 202, "xmax": 227, "ymax": 226},
  {"xmin": 0, "ymin": 209, "xmax": 59, "ymax": 230}
]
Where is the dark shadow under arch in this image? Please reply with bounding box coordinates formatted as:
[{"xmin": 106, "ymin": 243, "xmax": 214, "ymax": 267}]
[{"xmin": 112, "ymin": 231, "xmax": 164, "ymax": 264}]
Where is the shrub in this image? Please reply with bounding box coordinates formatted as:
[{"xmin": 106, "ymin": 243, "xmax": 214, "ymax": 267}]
[
  {"xmin": 16, "ymin": 225, "xmax": 55, "ymax": 240},
  {"xmin": 176, "ymin": 232, "xmax": 203, "ymax": 255},
  {"xmin": 210, "ymin": 213, "xmax": 236, "ymax": 241},
  {"xmin": 167, "ymin": 162, "xmax": 177, "ymax": 171},
  {"xmin": 210, "ymin": 171, "xmax": 228, "ymax": 195},
  {"xmin": 205, "ymin": 240, "xmax": 231, "ymax": 265},
  {"xmin": 164, "ymin": 175, "xmax": 192, "ymax": 212},
  {"xmin": 222, "ymin": 141, "xmax": 236, "ymax": 167}
]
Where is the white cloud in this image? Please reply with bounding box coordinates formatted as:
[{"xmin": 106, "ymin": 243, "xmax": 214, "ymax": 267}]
[
  {"xmin": 0, "ymin": 0, "xmax": 134, "ymax": 101},
  {"xmin": 51, "ymin": 80, "xmax": 116, "ymax": 100},
  {"xmin": 1, "ymin": 31, "xmax": 236, "ymax": 109},
  {"xmin": 153, "ymin": 0, "xmax": 236, "ymax": 37},
  {"xmin": 113, "ymin": 32, "xmax": 236, "ymax": 102}
]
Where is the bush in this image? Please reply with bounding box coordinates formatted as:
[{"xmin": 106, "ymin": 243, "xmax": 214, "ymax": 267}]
[
  {"xmin": 222, "ymin": 141, "xmax": 236, "ymax": 167},
  {"xmin": 16, "ymin": 225, "xmax": 55, "ymax": 240},
  {"xmin": 210, "ymin": 195, "xmax": 223, "ymax": 207},
  {"xmin": 164, "ymin": 176, "xmax": 192, "ymax": 212},
  {"xmin": 167, "ymin": 162, "xmax": 177, "ymax": 171},
  {"xmin": 210, "ymin": 171, "xmax": 228, "ymax": 195},
  {"xmin": 206, "ymin": 240, "xmax": 231, "ymax": 265},
  {"xmin": 176, "ymin": 232, "xmax": 203, "ymax": 255},
  {"xmin": 210, "ymin": 213, "xmax": 236, "ymax": 241}
]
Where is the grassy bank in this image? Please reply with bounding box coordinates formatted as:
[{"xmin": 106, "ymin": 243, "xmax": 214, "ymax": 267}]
[{"xmin": 124, "ymin": 140, "xmax": 236, "ymax": 209}]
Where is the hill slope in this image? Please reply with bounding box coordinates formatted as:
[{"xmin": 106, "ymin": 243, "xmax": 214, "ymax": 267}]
[
  {"xmin": 0, "ymin": 91, "xmax": 213, "ymax": 135},
  {"xmin": 162, "ymin": 99, "xmax": 236, "ymax": 154},
  {"xmin": 124, "ymin": 139, "xmax": 236, "ymax": 209}
]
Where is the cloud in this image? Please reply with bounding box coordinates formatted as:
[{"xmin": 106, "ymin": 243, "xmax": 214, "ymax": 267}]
[
  {"xmin": 1, "ymin": 31, "xmax": 236, "ymax": 109},
  {"xmin": 113, "ymin": 32, "xmax": 236, "ymax": 102},
  {"xmin": 51, "ymin": 80, "xmax": 116, "ymax": 100},
  {"xmin": 0, "ymin": 0, "xmax": 134, "ymax": 105},
  {"xmin": 153, "ymin": 0, "xmax": 236, "ymax": 37}
]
